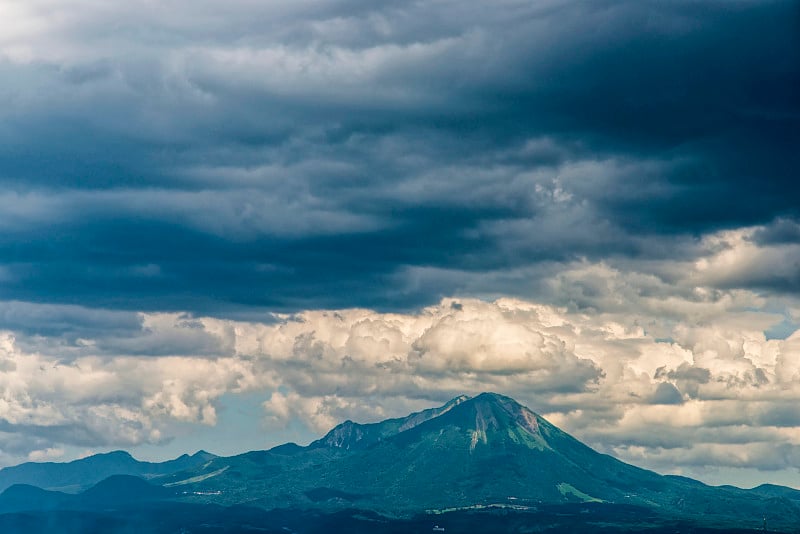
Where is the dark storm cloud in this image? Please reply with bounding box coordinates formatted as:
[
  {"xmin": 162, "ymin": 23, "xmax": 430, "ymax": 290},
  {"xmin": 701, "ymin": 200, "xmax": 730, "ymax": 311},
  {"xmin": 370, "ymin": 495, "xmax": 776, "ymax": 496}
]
[
  {"xmin": 753, "ymin": 218, "xmax": 800, "ymax": 246},
  {"xmin": 651, "ymin": 382, "xmax": 684, "ymax": 405},
  {"xmin": 1, "ymin": 0, "xmax": 798, "ymax": 319},
  {"xmin": 0, "ymin": 300, "xmax": 231, "ymax": 359},
  {"xmin": 0, "ymin": 420, "xmax": 124, "ymax": 449},
  {"xmin": 0, "ymin": 301, "xmax": 141, "ymax": 339}
]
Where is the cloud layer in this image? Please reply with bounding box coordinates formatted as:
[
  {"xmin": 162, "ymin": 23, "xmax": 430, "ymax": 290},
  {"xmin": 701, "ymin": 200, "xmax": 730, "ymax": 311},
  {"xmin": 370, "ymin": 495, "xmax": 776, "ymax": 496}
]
[
  {"xmin": 0, "ymin": 0, "xmax": 798, "ymax": 312},
  {"xmin": 0, "ymin": 0, "xmax": 798, "ymax": 487},
  {"xmin": 0, "ymin": 227, "xmax": 798, "ymax": 484}
]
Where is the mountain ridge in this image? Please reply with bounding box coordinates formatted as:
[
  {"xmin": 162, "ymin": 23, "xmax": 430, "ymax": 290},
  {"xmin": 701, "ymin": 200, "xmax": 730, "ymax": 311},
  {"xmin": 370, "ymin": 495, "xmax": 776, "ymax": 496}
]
[
  {"xmin": 154, "ymin": 392, "xmax": 800, "ymax": 526},
  {"xmin": 0, "ymin": 449, "xmax": 217, "ymax": 493},
  {"xmin": 2, "ymin": 393, "xmax": 800, "ymax": 531},
  {"xmin": 309, "ymin": 393, "xmax": 471, "ymax": 451}
]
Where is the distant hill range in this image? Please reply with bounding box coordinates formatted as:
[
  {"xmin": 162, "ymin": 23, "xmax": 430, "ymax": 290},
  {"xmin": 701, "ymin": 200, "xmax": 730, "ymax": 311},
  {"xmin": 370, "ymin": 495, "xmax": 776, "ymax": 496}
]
[
  {"xmin": 0, "ymin": 449, "xmax": 216, "ymax": 494},
  {"xmin": 2, "ymin": 393, "xmax": 800, "ymax": 533}
]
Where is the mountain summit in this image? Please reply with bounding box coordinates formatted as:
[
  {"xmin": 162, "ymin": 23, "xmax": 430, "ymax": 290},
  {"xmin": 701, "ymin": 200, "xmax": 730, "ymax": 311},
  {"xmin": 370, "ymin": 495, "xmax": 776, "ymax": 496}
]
[
  {"xmin": 310, "ymin": 393, "xmax": 470, "ymax": 451},
  {"xmin": 156, "ymin": 393, "xmax": 799, "ymax": 523},
  {"xmin": 7, "ymin": 393, "xmax": 799, "ymax": 531}
]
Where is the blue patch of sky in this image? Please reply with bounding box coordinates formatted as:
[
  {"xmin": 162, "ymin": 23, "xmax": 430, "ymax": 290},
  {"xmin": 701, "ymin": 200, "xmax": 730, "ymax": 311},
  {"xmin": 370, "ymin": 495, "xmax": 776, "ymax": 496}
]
[{"xmin": 127, "ymin": 392, "xmax": 318, "ymax": 463}]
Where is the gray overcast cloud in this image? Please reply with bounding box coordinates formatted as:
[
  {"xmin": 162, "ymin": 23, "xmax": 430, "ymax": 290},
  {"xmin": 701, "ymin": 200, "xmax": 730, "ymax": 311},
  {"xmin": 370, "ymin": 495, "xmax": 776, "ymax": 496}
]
[{"xmin": 1, "ymin": 0, "xmax": 797, "ymax": 312}]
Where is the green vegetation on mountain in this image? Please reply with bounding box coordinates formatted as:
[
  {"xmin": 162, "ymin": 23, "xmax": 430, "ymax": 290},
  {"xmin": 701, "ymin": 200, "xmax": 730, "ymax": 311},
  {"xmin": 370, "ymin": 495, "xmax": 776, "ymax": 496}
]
[
  {"xmin": 2, "ymin": 393, "xmax": 800, "ymax": 532},
  {"xmin": 156, "ymin": 392, "xmax": 800, "ymax": 530}
]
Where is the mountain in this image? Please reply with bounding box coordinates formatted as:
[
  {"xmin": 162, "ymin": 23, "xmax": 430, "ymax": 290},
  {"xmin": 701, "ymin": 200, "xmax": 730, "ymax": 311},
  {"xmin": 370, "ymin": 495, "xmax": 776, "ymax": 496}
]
[
  {"xmin": 2, "ymin": 393, "xmax": 800, "ymax": 532},
  {"xmin": 80, "ymin": 474, "xmax": 179, "ymax": 506},
  {"xmin": 308, "ymin": 394, "xmax": 470, "ymax": 451},
  {"xmin": 0, "ymin": 475, "xmax": 178, "ymax": 514},
  {"xmin": 0, "ymin": 484, "xmax": 75, "ymax": 513},
  {"xmin": 0, "ymin": 449, "xmax": 216, "ymax": 493},
  {"xmin": 160, "ymin": 392, "xmax": 800, "ymax": 527}
]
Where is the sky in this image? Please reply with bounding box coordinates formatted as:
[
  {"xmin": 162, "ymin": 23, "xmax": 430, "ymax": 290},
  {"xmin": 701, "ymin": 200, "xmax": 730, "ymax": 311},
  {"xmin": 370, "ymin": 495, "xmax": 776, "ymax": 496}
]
[{"xmin": 0, "ymin": 0, "xmax": 799, "ymax": 488}]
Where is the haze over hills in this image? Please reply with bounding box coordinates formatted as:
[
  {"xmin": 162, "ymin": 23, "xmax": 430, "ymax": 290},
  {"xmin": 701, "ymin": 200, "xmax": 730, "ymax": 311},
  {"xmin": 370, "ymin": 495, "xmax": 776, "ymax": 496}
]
[
  {"xmin": 0, "ymin": 449, "xmax": 216, "ymax": 493},
  {"xmin": 2, "ymin": 393, "xmax": 800, "ymax": 532}
]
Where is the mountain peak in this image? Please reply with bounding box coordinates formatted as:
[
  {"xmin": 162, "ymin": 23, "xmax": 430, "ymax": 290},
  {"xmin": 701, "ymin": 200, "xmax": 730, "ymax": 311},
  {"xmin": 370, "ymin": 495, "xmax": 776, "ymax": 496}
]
[
  {"xmin": 473, "ymin": 391, "xmax": 504, "ymax": 399},
  {"xmin": 94, "ymin": 450, "xmax": 135, "ymax": 460},
  {"xmin": 469, "ymin": 391, "xmax": 517, "ymax": 405},
  {"xmin": 421, "ymin": 392, "xmax": 547, "ymax": 451},
  {"xmin": 313, "ymin": 394, "xmax": 474, "ymax": 451},
  {"xmin": 311, "ymin": 392, "xmax": 546, "ymax": 452},
  {"xmin": 458, "ymin": 392, "xmax": 541, "ymax": 427},
  {"xmin": 444, "ymin": 393, "xmax": 471, "ymax": 405}
]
